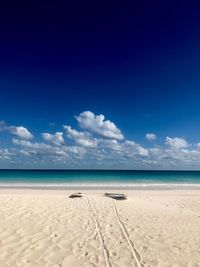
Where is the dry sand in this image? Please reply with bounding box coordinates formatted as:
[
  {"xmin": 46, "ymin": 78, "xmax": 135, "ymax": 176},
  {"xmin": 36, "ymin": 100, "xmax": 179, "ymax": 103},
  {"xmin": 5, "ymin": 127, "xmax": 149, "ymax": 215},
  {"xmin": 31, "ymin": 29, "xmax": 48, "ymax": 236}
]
[{"xmin": 0, "ymin": 189, "xmax": 200, "ymax": 267}]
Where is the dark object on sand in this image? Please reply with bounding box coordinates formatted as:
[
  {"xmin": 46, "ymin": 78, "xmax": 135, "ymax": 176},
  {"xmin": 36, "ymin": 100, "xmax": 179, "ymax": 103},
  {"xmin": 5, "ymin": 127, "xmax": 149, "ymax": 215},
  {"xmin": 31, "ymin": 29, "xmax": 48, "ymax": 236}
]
[
  {"xmin": 104, "ymin": 193, "xmax": 127, "ymax": 200},
  {"xmin": 69, "ymin": 192, "xmax": 83, "ymax": 198}
]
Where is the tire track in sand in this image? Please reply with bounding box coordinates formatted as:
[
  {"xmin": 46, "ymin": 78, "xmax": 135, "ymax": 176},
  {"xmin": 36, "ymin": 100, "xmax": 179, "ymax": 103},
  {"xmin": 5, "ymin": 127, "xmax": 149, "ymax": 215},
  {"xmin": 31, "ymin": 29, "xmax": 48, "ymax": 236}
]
[
  {"xmin": 86, "ymin": 197, "xmax": 112, "ymax": 267},
  {"xmin": 112, "ymin": 199, "xmax": 145, "ymax": 267}
]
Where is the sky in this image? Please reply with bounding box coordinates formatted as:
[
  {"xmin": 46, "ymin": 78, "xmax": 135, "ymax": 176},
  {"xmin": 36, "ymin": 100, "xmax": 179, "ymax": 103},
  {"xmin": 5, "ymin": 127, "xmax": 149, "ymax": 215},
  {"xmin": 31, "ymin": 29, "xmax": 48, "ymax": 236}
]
[{"xmin": 1, "ymin": 1, "xmax": 200, "ymax": 169}]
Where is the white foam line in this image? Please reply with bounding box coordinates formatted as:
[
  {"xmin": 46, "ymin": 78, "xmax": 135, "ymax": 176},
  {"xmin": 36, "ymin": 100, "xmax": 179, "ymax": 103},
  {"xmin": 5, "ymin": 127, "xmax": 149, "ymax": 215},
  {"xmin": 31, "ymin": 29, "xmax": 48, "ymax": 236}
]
[{"xmin": 0, "ymin": 182, "xmax": 200, "ymax": 188}]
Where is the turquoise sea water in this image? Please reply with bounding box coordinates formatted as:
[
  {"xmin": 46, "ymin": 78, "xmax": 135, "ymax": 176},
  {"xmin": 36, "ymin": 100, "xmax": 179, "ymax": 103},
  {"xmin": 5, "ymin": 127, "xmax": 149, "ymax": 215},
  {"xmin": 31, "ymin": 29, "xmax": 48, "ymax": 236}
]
[{"xmin": 1, "ymin": 170, "xmax": 200, "ymax": 189}]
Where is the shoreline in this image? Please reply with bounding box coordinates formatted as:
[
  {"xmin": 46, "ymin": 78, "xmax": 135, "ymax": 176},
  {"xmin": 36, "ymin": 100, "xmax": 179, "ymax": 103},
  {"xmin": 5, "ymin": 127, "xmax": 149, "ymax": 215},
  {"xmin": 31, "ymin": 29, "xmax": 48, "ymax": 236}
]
[
  {"xmin": 1, "ymin": 182, "xmax": 200, "ymax": 191},
  {"xmin": 1, "ymin": 187, "xmax": 200, "ymax": 195}
]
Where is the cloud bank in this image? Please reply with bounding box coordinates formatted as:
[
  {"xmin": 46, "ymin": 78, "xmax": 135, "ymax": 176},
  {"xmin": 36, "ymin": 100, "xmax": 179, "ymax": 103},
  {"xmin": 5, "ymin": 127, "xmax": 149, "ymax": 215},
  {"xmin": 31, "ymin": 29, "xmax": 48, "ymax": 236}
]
[{"xmin": 1, "ymin": 111, "xmax": 200, "ymax": 169}]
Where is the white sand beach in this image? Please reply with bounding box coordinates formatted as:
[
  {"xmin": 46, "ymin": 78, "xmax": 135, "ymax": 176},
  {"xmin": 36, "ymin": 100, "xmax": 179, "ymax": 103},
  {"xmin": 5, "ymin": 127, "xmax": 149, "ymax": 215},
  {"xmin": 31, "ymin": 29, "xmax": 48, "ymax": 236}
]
[{"xmin": 0, "ymin": 189, "xmax": 200, "ymax": 267}]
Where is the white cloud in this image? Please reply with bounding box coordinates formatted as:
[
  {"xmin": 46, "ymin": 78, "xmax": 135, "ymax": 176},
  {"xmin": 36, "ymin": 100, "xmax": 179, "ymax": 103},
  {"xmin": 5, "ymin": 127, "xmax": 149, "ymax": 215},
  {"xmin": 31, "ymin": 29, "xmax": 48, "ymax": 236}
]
[
  {"xmin": 124, "ymin": 140, "xmax": 149, "ymax": 157},
  {"xmin": 165, "ymin": 136, "xmax": 188, "ymax": 149},
  {"xmin": 0, "ymin": 149, "xmax": 14, "ymax": 160},
  {"xmin": 42, "ymin": 132, "xmax": 64, "ymax": 146},
  {"xmin": 102, "ymin": 139, "xmax": 122, "ymax": 151},
  {"xmin": 136, "ymin": 146, "xmax": 149, "ymax": 157},
  {"xmin": 10, "ymin": 126, "xmax": 33, "ymax": 140},
  {"xmin": 0, "ymin": 121, "xmax": 33, "ymax": 139},
  {"xmin": 196, "ymin": 143, "xmax": 200, "ymax": 150},
  {"xmin": 76, "ymin": 111, "xmax": 124, "ymax": 140},
  {"xmin": 99, "ymin": 139, "xmax": 149, "ymax": 157},
  {"xmin": 146, "ymin": 133, "xmax": 157, "ymax": 141},
  {"xmin": 64, "ymin": 125, "xmax": 98, "ymax": 148},
  {"xmin": 13, "ymin": 138, "xmax": 50, "ymax": 150},
  {"xmin": 12, "ymin": 138, "xmax": 86, "ymax": 156}
]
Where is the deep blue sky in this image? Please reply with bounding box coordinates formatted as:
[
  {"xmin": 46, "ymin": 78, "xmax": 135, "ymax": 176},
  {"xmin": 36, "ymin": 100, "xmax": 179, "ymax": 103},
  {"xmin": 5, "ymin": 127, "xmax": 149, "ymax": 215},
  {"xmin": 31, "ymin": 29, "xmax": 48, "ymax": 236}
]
[{"xmin": 1, "ymin": 1, "xmax": 200, "ymax": 169}]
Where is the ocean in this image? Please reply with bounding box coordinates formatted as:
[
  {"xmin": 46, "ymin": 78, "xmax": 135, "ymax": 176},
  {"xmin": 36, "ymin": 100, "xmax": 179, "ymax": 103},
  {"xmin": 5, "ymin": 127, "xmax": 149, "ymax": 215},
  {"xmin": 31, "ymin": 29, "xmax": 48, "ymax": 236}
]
[{"xmin": 0, "ymin": 170, "xmax": 200, "ymax": 189}]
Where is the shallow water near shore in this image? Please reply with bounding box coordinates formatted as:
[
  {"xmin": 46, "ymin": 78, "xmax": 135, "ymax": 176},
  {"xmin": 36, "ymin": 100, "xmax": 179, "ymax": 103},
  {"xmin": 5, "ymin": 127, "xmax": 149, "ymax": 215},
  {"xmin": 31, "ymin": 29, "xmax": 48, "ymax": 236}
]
[{"xmin": 1, "ymin": 170, "xmax": 200, "ymax": 189}]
